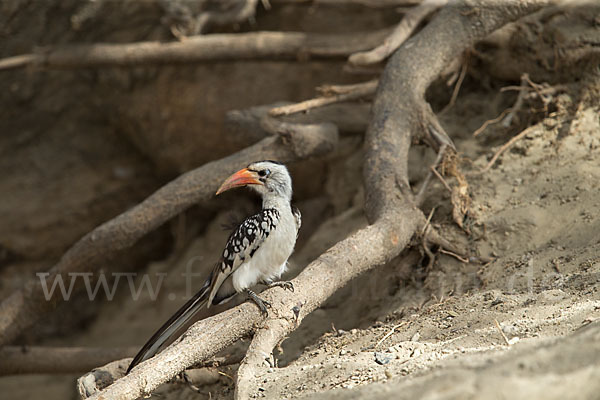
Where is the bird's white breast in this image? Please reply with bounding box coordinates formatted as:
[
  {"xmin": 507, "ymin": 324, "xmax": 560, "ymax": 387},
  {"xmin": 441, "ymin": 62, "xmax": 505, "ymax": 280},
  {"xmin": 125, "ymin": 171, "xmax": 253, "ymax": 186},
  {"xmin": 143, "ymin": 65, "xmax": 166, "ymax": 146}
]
[{"xmin": 232, "ymin": 207, "xmax": 297, "ymax": 292}]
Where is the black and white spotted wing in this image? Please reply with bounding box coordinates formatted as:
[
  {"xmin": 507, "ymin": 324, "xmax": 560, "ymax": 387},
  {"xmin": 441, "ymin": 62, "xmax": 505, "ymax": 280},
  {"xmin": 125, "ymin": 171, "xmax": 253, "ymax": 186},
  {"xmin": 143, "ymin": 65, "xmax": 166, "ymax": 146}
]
[{"xmin": 206, "ymin": 208, "xmax": 280, "ymax": 305}]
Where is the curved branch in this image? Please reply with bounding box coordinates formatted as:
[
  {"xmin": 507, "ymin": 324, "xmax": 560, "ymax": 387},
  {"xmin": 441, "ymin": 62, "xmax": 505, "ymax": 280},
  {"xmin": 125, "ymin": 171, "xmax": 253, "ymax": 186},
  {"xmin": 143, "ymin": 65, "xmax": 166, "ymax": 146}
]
[
  {"xmin": 348, "ymin": 0, "xmax": 446, "ymax": 66},
  {"xmin": 0, "ymin": 29, "xmax": 391, "ymax": 71},
  {"xmin": 0, "ymin": 124, "xmax": 338, "ymax": 348}
]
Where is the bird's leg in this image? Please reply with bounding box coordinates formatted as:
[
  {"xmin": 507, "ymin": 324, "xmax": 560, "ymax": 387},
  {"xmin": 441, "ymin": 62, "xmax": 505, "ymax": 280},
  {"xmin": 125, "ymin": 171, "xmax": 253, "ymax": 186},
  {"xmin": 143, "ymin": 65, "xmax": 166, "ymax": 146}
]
[
  {"xmin": 266, "ymin": 281, "xmax": 294, "ymax": 292},
  {"xmin": 245, "ymin": 289, "xmax": 271, "ymax": 315}
]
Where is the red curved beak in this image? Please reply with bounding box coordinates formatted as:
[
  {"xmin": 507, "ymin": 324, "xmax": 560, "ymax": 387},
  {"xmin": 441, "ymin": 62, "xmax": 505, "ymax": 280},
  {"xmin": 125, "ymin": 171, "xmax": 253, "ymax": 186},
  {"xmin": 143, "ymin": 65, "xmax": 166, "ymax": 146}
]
[{"xmin": 216, "ymin": 168, "xmax": 262, "ymax": 195}]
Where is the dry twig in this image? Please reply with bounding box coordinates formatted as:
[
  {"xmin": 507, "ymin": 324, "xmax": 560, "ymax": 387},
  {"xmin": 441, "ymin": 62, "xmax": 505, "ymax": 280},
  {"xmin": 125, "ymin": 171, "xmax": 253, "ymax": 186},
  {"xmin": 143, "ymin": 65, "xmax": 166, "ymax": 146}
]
[
  {"xmin": 415, "ymin": 145, "xmax": 448, "ymax": 206},
  {"xmin": 431, "ymin": 165, "xmax": 453, "ymax": 193},
  {"xmin": 473, "ymin": 73, "xmax": 561, "ymax": 136},
  {"xmin": 268, "ymin": 80, "xmax": 378, "ymax": 116},
  {"xmin": 227, "ymin": 102, "xmax": 371, "ymax": 136},
  {"xmin": 494, "ymin": 319, "xmax": 511, "ymax": 346},
  {"xmin": 439, "ymin": 248, "xmax": 469, "ymax": 263},
  {"xmin": 375, "ymin": 322, "xmax": 406, "ymax": 348},
  {"xmin": 440, "ymin": 53, "xmax": 468, "ymax": 113},
  {"xmin": 480, "ymin": 124, "xmax": 539, "ymax": 173},
  {"xmin": 472, "ymin": 107, "xmax": 513, "ymax": 137},
  {"xmin": 473, "ymin": 74, "xmax": 530, "ymax": 136}
]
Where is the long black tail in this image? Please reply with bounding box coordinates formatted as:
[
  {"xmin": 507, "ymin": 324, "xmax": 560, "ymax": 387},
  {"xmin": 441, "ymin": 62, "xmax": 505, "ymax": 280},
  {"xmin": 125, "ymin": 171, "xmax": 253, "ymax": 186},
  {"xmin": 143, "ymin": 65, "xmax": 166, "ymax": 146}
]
[{"xmin": 126, "ymin": 280, "xmax": 211, "ymax": 374}]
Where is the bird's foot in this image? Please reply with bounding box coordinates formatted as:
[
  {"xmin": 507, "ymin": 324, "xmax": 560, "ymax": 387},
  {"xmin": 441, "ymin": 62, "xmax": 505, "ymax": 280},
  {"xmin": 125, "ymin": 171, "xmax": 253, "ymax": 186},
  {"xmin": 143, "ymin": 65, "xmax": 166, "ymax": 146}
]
[
  {"xmin": 267, "ymin": 281, "xmax": 294, "ymax": 292},
  {"xmin": 246, "ymin": 289, "xmax": 271, "ymax": 315}
]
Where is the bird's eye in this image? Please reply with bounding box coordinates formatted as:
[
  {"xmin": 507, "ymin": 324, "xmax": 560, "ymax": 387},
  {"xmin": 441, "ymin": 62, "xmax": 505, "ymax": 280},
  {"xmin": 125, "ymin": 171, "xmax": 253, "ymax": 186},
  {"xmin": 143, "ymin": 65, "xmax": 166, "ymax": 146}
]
[{"xmin": 258, "ymin": 169, "xmax": 270, "ymax": 177}]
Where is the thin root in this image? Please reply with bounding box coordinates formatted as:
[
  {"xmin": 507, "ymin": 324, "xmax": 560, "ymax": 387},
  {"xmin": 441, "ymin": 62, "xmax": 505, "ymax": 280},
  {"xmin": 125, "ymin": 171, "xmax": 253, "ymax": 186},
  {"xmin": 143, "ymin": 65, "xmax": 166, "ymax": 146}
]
[
  {"xmin": 374, "ymin": 322, "xmax": 406, "ymax": 349},
  {"xmin": 494, "ymin": 319, "xmax": 511, "ymax": 346},
  {"xmin": 473, "ymin": 73, "xmax": 529, "ymax": 136},
  {"xmin": 480, "ymin": 124, "xmax": 538, "ymax": 173},
  {"xmin": 348, "ymin": 0, "xmax": 447, "ymax": 66},
  {"xmin": 431, "ymin": 166, "xmax": 453, "ymax": 193},
  {"xmin": 439, "ymin": 248, "xmax": 469, "ymax": 263},
  {"xmin": 268, "ymin": 80, "xmax": 377, "ymax": 116},
  {"xmin": 421, "ymin": 207, "xmax": 436, "ymax": 236},
  {"xmin": 416, "ymin": 144, "xmax": 448, "ymax": 207},
  {"xmin": 441, "ymin": 54, "xmax": 468, "ymax": 114}
]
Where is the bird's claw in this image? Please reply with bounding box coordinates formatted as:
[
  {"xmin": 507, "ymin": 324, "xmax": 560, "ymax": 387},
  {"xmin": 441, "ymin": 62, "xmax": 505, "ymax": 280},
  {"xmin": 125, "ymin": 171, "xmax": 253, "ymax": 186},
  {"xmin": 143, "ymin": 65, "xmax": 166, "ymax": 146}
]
[
  {"xmin": 256, "ymin": 298, "xmax": 271, "ymax": 315},
  {"xmin": 268, "ymin": 281, "xmax": 294, "ymax": 292},
  {"xmin": 246, "ymin": 289, "xmax": 271, "ymax": 315}
]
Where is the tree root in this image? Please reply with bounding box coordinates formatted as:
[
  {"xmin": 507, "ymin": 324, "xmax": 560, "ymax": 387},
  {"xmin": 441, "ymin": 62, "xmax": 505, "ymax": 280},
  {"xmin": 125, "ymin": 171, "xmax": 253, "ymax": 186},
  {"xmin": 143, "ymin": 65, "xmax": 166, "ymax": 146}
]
[
  {"xmin": 480, "ymin": 123, "xmax": 541, "ymax": 173},
  {"xmin": 0, "ymin": 28, "xmax": 391, "ymax": 71},
  {"xmin": 268, "ymin": 80, "xmax": 378, "ymax": 117},
  {"xmin": 227, "ymin": 102, "xmax": 370, "ymax": 136},
  {"xmin": 473, "ymin": 73, "xmax": 568, "ymax": 137},
  {"xmin": 348, "ymin": 0, "xmax": 447, "ymax": 66}
]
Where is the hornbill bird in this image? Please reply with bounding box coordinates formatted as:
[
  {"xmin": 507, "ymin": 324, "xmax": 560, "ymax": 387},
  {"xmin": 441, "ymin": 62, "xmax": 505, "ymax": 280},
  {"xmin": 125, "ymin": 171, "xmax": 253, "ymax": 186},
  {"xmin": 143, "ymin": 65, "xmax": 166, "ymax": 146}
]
[{"xmin": 126, "ymin": 160, "xmax": 300, "ymax": 374}]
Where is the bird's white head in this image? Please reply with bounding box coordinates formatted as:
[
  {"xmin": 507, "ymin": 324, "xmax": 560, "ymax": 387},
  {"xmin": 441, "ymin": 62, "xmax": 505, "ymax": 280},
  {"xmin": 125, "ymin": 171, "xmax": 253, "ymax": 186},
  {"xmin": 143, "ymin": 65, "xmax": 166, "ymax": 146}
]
[{"xmin": 216, "ymin": 161, "xmax": 293, "ymax": 204}]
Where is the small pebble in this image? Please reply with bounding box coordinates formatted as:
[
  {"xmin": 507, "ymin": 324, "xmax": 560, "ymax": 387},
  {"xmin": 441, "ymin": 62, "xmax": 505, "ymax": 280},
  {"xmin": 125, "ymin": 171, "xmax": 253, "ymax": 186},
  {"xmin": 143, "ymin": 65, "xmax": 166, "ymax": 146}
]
[
  {"xmin": 374, "ymin": 352, "xmax": 393, "ymax": 365},
  {"xmin": 508, "ymin": 337, "xmax": 520, "ymax": 345}
]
